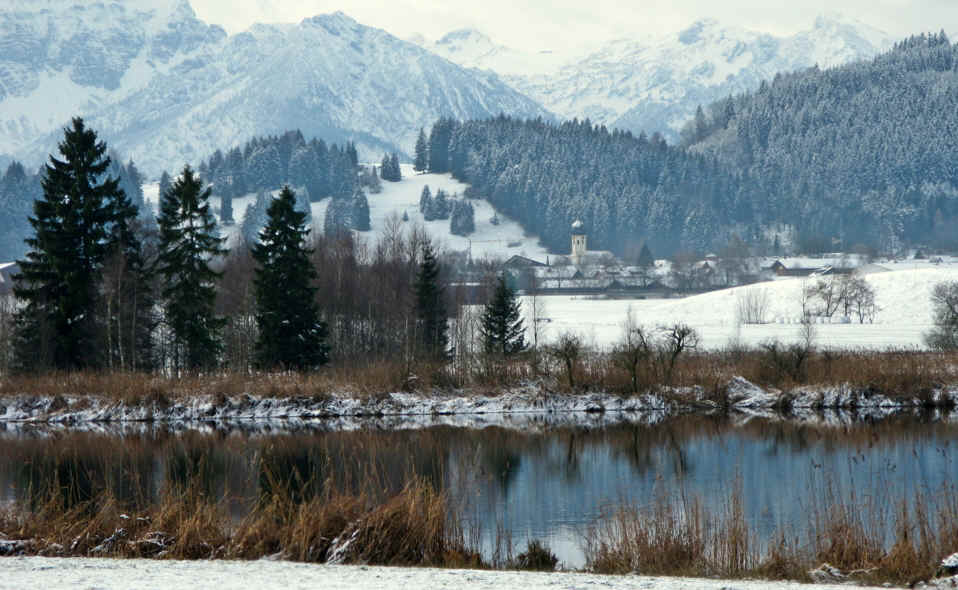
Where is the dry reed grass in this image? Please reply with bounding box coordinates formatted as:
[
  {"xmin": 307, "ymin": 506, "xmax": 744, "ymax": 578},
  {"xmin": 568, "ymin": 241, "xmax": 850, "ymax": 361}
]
[
  {"xmin": 585, "ymin": 478, "xmax": 958, "ymax": 585},
  {"xmin": 2, "ymin": 348, "xmax": 956, "ymax": 406},
  {"xmin": 0, "ymin": 473, "xmax": 474, "ymax": 566}
]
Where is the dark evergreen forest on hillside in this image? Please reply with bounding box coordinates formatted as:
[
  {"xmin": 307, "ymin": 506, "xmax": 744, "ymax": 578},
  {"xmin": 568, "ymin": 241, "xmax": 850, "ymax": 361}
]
[
  {"xmin": 426, "ymin": 34, "xmax": 958, "ymax": 257},
  {"xmin": 0, "ymin": 157, "xmax": 146, "ymax": 261},
  {"xmin": 1, "ymin": 35, "xmax": 957, "ymax": 263},
  {"xmin": 683, "ymin": 32, "xmax": 958, "ymax": 252},
  {"xmin": 198, "ymin": 130, "xmax": 359, "ymax": 202},
  {"xmin": 426, "ymin": 115, "xmax": 755, "ymax": 257}
]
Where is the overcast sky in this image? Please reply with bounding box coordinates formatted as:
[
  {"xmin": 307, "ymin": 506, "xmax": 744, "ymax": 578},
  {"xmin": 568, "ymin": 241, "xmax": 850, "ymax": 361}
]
[{"xmin": 189, "ymin": 0, "xmax": 957, "ymax": 52}]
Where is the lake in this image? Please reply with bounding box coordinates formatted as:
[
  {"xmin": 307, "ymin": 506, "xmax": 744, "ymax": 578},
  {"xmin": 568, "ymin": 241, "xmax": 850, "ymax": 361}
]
[{"xmin": 1, "ymin": 414, "xmax": 955, "ymax": 568}]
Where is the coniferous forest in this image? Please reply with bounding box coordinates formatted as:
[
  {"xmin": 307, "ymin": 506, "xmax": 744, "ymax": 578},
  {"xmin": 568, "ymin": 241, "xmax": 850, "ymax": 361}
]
[
  {"xmin": 1, "ymin": 118, "xmax": 458, "ymax": 375},
  {"xmin": 684, "ymin": 32, "xmax": 958, "ymax": 253},
  {"xmin": 424, "ymin": 34, "xmax": 958, "ymax": 258},
  {"xmin": 1, "ymin": 35, "xmax": 958, "ymax": 375}
]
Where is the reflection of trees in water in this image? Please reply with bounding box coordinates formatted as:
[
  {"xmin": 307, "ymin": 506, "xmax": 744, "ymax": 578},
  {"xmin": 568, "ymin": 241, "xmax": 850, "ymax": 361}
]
[
  {"xmin": 167, "ymin": 432, "xmax": 233, "ymax": 501},
  {"xmin": 8, "ymin": 434, "xmax": 156, "ymax": 512},
  {"xmin": 1, "ymin": 415, "xmax": 957, "ymax": 520}
]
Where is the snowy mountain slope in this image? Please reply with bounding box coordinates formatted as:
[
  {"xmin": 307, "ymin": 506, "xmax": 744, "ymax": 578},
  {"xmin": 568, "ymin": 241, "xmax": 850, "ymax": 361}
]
[
  {"xmin": 0, "ymin": 0, "xmax": 226, "ymax": 158},
  {"xmin": 311, "ymin": 165, "xmax": 551, "ymax": 261},
  {"xmin": 7, "ymin": 8, "xmax": 550, "ymax": 176},
  {"xmin": 144, "ymin": 165, "xmax": 551, "ymax": 261},
  {"xmin": 425, "ymin": 29, "xmax": 572, "ymax": 77},
  {"xmin": 431, "ymin": 15, "xmax": 893, "ymax": 141},
  {"xmin": 611, "ymin": 15, "xmax": 894, "ymax": 140}
]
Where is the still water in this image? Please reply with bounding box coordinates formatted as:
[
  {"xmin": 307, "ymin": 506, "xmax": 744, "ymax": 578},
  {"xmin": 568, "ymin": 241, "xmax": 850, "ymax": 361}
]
[{"xmin": 1, "ymin": 415, "xmax": 955, "ymax": 567}]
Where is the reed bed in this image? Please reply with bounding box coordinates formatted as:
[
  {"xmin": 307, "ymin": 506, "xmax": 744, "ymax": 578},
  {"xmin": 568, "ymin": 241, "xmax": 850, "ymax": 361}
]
[
  {"xmin": 2, "ymin": 424, "xmax": 958, "ymax": 585},
  {"xmin": 0, "ymin": 349, "xmax": 956, "ymax": 406},
  {"xmin": 0, "ymin": 463, "xmax": 476, "ymax": 567},
  {"xmin": 584, "ymin": 479, "xmax": 958, "ymax": 585}
]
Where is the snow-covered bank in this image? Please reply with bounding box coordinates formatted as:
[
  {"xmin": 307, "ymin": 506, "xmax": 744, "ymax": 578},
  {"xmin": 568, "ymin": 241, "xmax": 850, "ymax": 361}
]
[
  {"xmin": 0, "ymin": 557, "xmax": 908, "ymax": 590},
  {"xmin": 1, "ymin": 377, "xmax": 957, "ymax": 430}
]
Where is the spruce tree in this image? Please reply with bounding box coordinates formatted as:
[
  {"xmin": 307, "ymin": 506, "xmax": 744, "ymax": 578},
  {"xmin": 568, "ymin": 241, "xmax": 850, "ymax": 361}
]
[
  {"xmin": 414, "ymin": 242, "xmax": 448, "ymax": 360},
  {"xmin": 156, "ymin": 165, "xmax": 226, "ymax": 372},
  {"xmin": 351, "ymin": 188, "xmax": 370, "ymax": 231},
  {"xmin": 158, "ymin": 171, "xmax": 172, "ymax": 206},
  {"xmin": 13, "ymin": 117, "xmax": 138, "ymax": 371},
  {"xmin": 101, "ymin": 165, "xmax": 156, "ymax": 371},
  {"xmin": 638, "ymin": 243, "xmax": 655, "ymax": 267},
  {"xmin": 433, "ymin": 188, "xmax": 450, "ymax": 219},
  {"xmin": 390, "ymin": 153, "xmax": 402, "ymax": 181},
  {"xmin": 481, "ymin": 275, "xmax": 527, "ymax": 357},
  {"xmin": 419, "ymin": 185, "xmax": 432, "ymax": 215},
  {"xmin": 380, "ymin": 154, "xmax": 392, "ymax": 181},
  {"xmin": 221, "ymin": 194, "xmax": 234, "ymax": 225},
  {"xmin": 252, "ymin": 186, "xmax": 328, "ymax": 370},
  {"xmin": 414, "ymin": 128, "xmax": 428, "ymax": 172},
  {"xmin": 450, "ymin": 200, "xmax": 475, "ymax": 236}
]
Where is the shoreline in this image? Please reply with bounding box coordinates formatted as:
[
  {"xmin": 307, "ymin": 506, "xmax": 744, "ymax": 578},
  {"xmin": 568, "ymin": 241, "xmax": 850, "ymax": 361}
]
[{"xmin": 1, "ymin": 377, "xmax": 956, "ymax": 429}]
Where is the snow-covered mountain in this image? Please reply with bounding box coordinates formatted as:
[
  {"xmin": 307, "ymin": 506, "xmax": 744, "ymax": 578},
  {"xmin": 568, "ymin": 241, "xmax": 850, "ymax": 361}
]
[
  {"xmin": 426, "ymin": 28, "xmax": 571, "ymax": 77},
  {"xmin": 0, "ymin": 0, "xmax": 226, "ymax": 160},
  {"xmin": 0, "ymin": 4, "xmax": 897, "ymax": 173},
  {"xmin": 2, "ymin": 5, "xmax": 549, "ymax": 175},
  {"xmin": 432, "ymin": 14, "xmax": 894, "ymax": 141}
]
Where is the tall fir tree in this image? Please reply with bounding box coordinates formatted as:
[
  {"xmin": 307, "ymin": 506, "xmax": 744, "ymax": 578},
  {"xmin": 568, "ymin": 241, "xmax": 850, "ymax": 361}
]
[
  {"xmin": 380, "ymin": 153, "xmax": 392, "ymax": 181},
  {"xmin": 450, "ymin": 199, "xmax": 475, "ymax": 236},
  {"xmin": 156, "ymin": 165, "xmax": 227, "ymax": 372},
  {"xmin": 480, "ymin": 275, "xmax": 527, "ymax": 356},
  {"xmin": 252, "ymin": 186, "xmax": 328, "ymax": 370},
  {"xmin": 13, "ymin": 117, "xmax": 139, "ymax": 371},
  {"xmin": 158, "ymin": 171, "xmax": 172, "ymax": 205},
  {"xmin": 101, "ymin": 164, "xmax": 156, "ymax": 371},
  {"xmin": 414, "ymin": 242, "xmax": 448, "ymax": 361},
  {"xmin": 419, "ymin": 185, "xmax": 432, "ymax": 214},
  {"xmin": 351, "ymin": 188, "xmax": 370, "ymax": 231},
  {"xmin": 637, "ymin": 243, "xmax": 655, "ymax": 267},
  {"xmin": 390, "ymin": 153, "xmax": 401, "ymax": 181},
  {"xmin": 414, "ymin": 128, "xmax": 428, "ymax": 172}
]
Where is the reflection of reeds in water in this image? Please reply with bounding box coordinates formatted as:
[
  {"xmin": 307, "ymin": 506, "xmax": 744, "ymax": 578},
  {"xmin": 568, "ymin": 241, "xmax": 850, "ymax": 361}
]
[
  {"xmin": 0, "ymin": 433, "xmax": 478, "ymax": 566},
  {"xmin": 2, "ymin": 422, "xmax": 957, "ymax": 583},
  {"xmin": 585, "ymin": 474, "xmax": 958, "ymax": 585}
]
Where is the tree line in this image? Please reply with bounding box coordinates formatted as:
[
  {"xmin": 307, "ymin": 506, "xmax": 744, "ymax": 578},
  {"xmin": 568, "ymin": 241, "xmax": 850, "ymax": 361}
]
[
  {"xmin": 684, "ymin": 32, "xmax": 958, "ymax": 254},
  {"xmin": 423, "ymin": 115, "xmax": 756, "ymax": 259},
  {"xmin": 2, "ymin": 118, "xmax": 529, "ymax": 376},
  {"xmin": 415, "ymin": 34, "xmax": 958, "ymax": 259}
]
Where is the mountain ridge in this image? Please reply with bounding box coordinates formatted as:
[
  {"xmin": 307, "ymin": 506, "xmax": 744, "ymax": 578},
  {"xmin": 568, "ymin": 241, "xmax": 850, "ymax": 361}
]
[
  {"xmin": 1, "ymin": 5, "xmax": 549, "ymax": 175},
  {"xmin": 429, "ymin": 13, "xmax": 894, "ymax": 141}
]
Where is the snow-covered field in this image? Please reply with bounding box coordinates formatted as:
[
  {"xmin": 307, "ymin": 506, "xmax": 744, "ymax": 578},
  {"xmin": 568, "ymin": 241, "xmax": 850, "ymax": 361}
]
[
  {"xmin": 146, "ymin": 172, "xmax": 958, "ymax": 352},
  {"xmin": 145, "ymin": 165, "xmax": 550, "ymax": 260},
  {"xmin": 0, "ymin": 557, "xmax": 901, "ymax": 590},
  {"xmin": 526, "ymin": 268, "xmax": 958, "ymax": 350}
]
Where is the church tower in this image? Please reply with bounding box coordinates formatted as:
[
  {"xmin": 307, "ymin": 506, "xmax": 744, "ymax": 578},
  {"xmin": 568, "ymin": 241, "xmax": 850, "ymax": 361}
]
[{"xmin": 571, "ymin": 219, "xmax": 587, "ymax": 266}]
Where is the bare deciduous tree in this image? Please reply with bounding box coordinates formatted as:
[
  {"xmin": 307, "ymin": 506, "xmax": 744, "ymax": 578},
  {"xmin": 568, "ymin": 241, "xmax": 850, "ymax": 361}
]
[
  {"xmin": 550, "ymin": 331, "xmax": 582, "ymax": 390},
  {"xmin": 613, "ymin": 307, "xmax": 653, "ymax": 393},
  {"xmin": 925, "ymin": 281, "xmax": 958, "ymax": 351}
]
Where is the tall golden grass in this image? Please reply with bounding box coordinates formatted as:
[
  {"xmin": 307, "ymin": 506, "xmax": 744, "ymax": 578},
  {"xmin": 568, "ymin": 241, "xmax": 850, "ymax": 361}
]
[
  {"xmin": 585, "ymin": 478, "xmax": 958, "ymax": 585},
  {"xmin": 0, "ymin": 349, "xmax": 955, "ymax": 403}
]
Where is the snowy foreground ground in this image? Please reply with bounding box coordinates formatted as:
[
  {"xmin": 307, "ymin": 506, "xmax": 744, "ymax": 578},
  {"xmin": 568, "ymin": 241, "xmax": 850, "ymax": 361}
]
[{"xmin": 0, "ymin": 557, "xmax": 898, "ymax": 590}]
